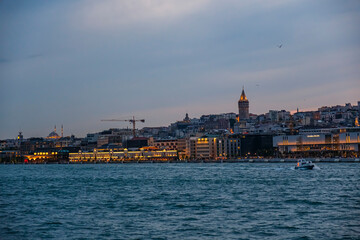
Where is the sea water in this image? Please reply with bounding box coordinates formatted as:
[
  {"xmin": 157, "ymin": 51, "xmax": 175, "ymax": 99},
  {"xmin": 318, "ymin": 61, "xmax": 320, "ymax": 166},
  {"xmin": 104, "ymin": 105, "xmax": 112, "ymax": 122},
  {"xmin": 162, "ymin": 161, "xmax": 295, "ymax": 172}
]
[{"xmin": 0, "ymin": 163, "xmax": 359, "ymax": 239}]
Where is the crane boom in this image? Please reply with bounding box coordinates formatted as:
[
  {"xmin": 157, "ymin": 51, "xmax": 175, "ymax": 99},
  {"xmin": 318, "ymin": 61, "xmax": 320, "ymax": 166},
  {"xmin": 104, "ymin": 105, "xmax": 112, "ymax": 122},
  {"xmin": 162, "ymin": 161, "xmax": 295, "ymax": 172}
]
[{"xmin": 101, "ymin": 116, "xmax": 145, "ymax": 138}]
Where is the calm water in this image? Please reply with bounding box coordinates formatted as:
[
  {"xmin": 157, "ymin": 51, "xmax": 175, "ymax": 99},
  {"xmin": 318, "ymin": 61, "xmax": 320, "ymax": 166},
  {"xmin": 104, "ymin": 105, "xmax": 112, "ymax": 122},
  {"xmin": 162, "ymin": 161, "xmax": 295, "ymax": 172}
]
[{"xmin": 0, "ymin": 163, "xmax": 359, "ymax": 240}]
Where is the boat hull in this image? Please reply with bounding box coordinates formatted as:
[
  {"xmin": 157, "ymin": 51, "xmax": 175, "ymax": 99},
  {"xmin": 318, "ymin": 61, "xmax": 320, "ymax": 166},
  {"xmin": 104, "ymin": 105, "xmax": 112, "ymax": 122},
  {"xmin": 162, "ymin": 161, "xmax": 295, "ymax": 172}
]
[{"xmin": 295, "ymin": 165, "xmax": 314, "ymax": 170}]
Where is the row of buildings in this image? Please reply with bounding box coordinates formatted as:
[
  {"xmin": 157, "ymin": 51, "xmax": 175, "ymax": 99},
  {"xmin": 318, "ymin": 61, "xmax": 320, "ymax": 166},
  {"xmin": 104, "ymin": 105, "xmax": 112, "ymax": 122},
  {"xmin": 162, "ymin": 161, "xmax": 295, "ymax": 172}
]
[{"xmin": 1, "ymin": 89, "xmax": 359, "ymax": 162}]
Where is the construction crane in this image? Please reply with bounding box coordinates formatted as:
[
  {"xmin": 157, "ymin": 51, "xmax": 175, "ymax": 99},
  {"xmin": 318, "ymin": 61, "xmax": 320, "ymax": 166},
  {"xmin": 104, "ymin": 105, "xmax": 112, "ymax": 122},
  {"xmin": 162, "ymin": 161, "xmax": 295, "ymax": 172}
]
[{"xmin": 101, "ymin": 116, "xmax": 145, "ymax": 138}]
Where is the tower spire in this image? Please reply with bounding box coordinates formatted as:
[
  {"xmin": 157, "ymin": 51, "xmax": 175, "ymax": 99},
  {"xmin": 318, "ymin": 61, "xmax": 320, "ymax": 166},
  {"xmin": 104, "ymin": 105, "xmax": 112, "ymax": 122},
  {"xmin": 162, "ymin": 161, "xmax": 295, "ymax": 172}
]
[
  {"xmin": 240, "ymin": 86, "xmax": 247, "ymax": 101},
  {"xmin": 238, "ymin": 86, "xmax": 249, "ymax": 120},
  {"xmin": 61, "ymin": 125, "xmax": 63, "ymax": 138},
  {"xmin": 54, "ymin": 125, "xmax": 57, "ymax": 133}
]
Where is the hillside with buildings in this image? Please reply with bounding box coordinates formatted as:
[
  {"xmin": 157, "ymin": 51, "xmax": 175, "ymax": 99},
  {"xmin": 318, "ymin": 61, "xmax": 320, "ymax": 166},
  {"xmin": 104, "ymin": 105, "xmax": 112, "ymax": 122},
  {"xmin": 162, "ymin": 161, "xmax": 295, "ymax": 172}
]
[{"xmin": 1, "ymin": 89, "xmax": 359, "ymax": 163}]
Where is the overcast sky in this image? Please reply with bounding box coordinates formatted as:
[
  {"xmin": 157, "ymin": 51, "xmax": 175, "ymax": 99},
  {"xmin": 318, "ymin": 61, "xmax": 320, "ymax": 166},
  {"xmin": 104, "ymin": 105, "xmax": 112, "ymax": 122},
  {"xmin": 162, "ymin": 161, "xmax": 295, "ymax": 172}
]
[{"xmin": 0, "ymin": 0, "xmax": 359, "ymax": 139}]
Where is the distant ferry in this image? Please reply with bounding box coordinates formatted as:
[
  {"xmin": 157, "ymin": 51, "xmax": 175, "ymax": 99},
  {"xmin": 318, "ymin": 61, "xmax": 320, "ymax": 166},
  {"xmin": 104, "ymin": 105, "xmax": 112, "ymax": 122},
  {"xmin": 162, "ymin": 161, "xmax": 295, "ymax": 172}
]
[{"xmin": 295, "ymin": 159, "xmax": 315, "ymax": 170}]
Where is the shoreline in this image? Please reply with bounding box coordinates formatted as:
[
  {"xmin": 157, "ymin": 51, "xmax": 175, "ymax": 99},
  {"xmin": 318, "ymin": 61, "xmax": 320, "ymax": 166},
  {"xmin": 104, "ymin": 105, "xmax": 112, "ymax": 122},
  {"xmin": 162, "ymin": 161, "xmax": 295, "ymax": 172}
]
[{"xmin": 2, "ymin": 158, "xmax": 359, "ymax": 164}]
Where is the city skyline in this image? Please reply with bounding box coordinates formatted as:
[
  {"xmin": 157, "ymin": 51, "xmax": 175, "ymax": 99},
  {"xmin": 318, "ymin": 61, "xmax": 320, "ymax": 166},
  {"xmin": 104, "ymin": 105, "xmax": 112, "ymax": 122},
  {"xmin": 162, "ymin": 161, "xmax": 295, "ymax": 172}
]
[
  {"xmin": 2, "ymin": 99, "xmax": 359, "ymax": 140},
  {"xmin": 1, "ymin": 0, "xmax": 360, "ymax": 139}
]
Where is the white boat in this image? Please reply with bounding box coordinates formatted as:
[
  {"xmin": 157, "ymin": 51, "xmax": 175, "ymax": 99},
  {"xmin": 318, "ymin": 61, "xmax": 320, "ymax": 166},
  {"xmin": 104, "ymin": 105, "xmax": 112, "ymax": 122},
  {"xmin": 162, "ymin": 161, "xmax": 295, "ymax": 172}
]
[{"xmin": 295, "ymin": 159, "xmax": 315, "ymax": 170}]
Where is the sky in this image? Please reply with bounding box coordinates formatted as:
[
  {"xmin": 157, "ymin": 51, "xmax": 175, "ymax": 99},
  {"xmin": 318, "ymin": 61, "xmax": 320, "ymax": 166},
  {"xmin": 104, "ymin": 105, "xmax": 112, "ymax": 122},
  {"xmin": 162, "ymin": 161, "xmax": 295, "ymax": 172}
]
[{"xmin": 0, "ymin": 0, "xmax": 359, "ymax": 139}]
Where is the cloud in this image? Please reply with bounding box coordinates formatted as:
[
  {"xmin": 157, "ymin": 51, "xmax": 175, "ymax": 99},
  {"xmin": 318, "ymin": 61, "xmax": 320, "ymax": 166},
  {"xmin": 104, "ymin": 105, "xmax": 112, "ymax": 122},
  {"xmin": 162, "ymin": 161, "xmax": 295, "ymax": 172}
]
[
  {"xmin": 1, "ymin": 0, "xmax": 359, "ymax": 139},
  {"xmin": 72, "ymin": 0, "xmax": 293, "ymax": 31},
  {"xmin": 74, "ymin": 0, "xmax": 210, "ymax": 30}
]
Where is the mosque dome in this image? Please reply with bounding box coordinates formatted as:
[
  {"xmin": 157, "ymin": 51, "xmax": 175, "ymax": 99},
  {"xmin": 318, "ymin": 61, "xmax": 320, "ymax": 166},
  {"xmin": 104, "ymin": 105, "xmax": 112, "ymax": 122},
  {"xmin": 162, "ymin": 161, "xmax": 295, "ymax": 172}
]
[
  {"xmin": 47, "ymin": 131, "xmax": 60, "ymax": 138},
  {"xmin": 46, "ymin": 126, "xmax": 61, "ymax": 139}
]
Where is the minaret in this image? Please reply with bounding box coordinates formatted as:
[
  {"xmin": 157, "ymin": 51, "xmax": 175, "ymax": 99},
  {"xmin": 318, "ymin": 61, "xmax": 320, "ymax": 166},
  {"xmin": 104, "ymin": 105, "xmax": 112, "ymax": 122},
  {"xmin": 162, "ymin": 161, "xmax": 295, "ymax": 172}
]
[
  {"xmin": 17, "ymin": 132, "xmax": 23, "ymax": 141},
  {"xmin": 61, "ymin": 125, "xmax": 64, "ymax": 138},
  {"xmin": 238, "ymin": 86, "xmax": 249, "ymax": 120},
  {"xmin": 54, "ymin": 125, "xmax": 57, "ymax": 133}
]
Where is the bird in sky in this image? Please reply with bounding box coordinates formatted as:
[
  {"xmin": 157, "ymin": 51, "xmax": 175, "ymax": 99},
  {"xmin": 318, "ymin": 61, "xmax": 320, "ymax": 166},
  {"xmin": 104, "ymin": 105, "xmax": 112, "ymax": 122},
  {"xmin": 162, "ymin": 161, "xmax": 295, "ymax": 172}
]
[{"xmin": 278, "ymin": 44, "xmax": 283, "ymax": 48}]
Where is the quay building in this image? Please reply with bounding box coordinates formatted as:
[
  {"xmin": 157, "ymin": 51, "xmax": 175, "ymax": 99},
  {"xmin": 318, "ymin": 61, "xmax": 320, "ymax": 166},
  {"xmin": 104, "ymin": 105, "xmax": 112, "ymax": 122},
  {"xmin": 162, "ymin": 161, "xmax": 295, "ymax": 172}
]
[
  {"xmin": 69, "ymin": 148, "xmax": 178, "ymax": 162},
  {"xmin": 273, "ymin": 127, "xmax": 360, "ymax": 157}
]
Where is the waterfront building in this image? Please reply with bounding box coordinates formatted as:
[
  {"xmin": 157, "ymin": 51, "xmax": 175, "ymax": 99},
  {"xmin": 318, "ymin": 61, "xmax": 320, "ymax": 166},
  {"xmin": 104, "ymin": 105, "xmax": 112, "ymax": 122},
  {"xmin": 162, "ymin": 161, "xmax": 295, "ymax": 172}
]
[
  {"xmin": 238, "ymin": 134, "xmax": 273, "ymax": 157},
  {"xmin": 153, "ymin": 139, "xmax": 178, "ymax": 150},
  {"xmin": 176, "ymin": 138, "xmax": 187, "ymax": 152},
  {"xmin": 185, "ymin": 134, "xmax": 228, "ymax": 160},
  {"xmin": 225, "ymin": 135, "xmax": 241, "ymax": 158},
  {"xmin": 69, "ymin": 148, "xmax": 178, "ymax": 162},
  {"xmin": 273, "ymin": 127, "xmax": 360, "ymax": 157},
  {"xmin": 0, "ymin": 150, "xmax": 20, "ymax": 162},
  {"xmin": 126, "ymin": 137, "xmax": 152, "ymax": 148},
  {"xmin": 25, "ymin": 149, "xmax": 59, "ymax": 162},
  {"xmin": 194, "ymin": 136, "xmax": 219, "ymax": 159},
  {"xmin": 238, "ymin": 87, "xmax": 249, "ymax": 120},
  {"xmin": 20, "ymin": 137, "xmax": 55, "ymax": 153},
  {"xmin": 184, "ymin": 133, "xmax": 273, "ymax": 159},
  {"xmin": 187, "ymin": 137, "xmax": 198, "ymax": 159}
]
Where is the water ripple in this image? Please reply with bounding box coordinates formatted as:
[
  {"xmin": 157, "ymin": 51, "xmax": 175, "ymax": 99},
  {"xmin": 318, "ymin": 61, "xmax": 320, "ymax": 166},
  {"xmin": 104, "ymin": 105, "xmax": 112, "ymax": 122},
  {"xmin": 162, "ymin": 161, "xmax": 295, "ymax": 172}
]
[{"xmin": 0, "ymin": 163, "xmax": 359, "ymax": 239}]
